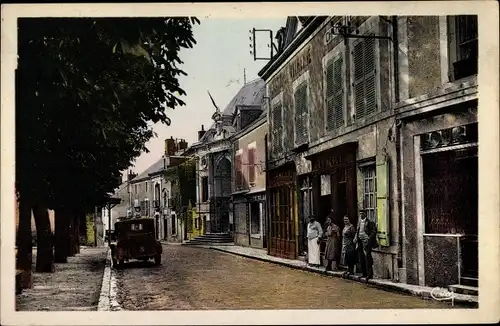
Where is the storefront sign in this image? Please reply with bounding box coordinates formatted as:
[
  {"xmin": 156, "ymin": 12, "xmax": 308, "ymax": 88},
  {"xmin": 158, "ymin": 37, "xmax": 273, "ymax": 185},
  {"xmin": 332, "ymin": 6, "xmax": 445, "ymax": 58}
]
[{"xmin": 268, "ymin": 46, "xmax": 312, "ymax": 99}]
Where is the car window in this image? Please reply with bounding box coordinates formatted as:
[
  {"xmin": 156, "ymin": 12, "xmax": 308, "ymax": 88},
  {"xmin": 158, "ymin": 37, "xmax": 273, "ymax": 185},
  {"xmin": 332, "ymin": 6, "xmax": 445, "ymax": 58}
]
[{"xmin": 130, "ymin": 224, "xmax": 144, "ymax": 231}]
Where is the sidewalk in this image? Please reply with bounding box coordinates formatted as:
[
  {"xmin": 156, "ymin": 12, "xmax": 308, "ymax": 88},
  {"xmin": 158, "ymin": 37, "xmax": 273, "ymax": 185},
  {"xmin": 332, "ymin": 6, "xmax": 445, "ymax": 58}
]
[
  {"xmin": 207, "ymin": 245, "xmax": 478, "ymax": 307},
  {"xmin": 16, "ymin": 247, "xmax": 108, "ymax": 311}
]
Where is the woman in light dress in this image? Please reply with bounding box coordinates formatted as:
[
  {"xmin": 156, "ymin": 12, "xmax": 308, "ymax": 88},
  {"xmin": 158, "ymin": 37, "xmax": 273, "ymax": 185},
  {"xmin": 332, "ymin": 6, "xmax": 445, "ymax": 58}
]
[{"xmin": 306, "ymin": 215, "xmax": 323, "ymax": 267}]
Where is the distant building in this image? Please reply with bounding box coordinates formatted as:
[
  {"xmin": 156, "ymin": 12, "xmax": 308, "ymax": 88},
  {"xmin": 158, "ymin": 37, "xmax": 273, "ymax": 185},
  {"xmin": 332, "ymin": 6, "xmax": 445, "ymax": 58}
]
[
  {"xmin": 231, "ymin": 108, "xmax": 268, "ymax": 249},
  {"xmin": 110, "ymin": 137, "xmax": 191, "ymax": 240},
  {"xmin": 190, "ymin": 79, "xmax": 266, "ymax": 235}
]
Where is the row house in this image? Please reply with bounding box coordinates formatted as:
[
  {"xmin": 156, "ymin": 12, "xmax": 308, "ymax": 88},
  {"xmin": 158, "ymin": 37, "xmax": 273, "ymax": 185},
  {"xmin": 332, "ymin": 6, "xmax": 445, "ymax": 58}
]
[
  {"xmin": 191, "ymin": 79, "xmax": 265, "ymax": 235},
  {"xmin": 121, "ymin": 137, "xmax": 190, "ymax": 240},
  {"xmin": 163, "ymin": 150, "xmax": 197, "ymax": 243},
  {"xmin": 231, "ymin": 105, "xmax": 267, "ymax": 249},
  {"xmin": 259, "ymin": 15, "xmax": 477, "ymax": 289}
]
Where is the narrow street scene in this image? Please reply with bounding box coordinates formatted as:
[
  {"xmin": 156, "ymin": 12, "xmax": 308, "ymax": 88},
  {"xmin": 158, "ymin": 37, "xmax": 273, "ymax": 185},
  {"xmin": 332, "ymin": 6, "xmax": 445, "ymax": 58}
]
[
  {"xmin": 112, "ymin": 244, "xmax": 456, "ymax": 310},
  {"xmin": 6, "ymin": 3, "xmax": 496, "ymax": 324}
]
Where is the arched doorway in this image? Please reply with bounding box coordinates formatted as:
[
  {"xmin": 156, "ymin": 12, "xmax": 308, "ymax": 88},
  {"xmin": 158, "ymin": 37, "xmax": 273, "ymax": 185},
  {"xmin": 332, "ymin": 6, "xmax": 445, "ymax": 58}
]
[{"xmin": 212, "ymin": 156, "xmax": 232, "ymax": 233}]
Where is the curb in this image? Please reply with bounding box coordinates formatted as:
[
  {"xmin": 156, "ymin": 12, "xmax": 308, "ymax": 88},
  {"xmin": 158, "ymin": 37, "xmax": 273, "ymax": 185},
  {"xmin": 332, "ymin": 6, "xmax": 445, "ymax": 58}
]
[
  {"xmin": 209, "ymin": 247, "xmax": 478, "ymax": 308},
  {"xmin": 97, "ymin": 248, "xmax": 124, "ymax": 311},
  {"xmin": 97, "ymin": 249, "xmax": 111, "ymax": 311}
]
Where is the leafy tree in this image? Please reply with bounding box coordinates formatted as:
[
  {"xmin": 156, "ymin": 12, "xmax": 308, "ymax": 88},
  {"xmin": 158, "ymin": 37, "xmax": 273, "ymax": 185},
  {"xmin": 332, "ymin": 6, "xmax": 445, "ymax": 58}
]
[{"xmin": 16, "ymin": 17, "xmax": 199, "ymax": 275}]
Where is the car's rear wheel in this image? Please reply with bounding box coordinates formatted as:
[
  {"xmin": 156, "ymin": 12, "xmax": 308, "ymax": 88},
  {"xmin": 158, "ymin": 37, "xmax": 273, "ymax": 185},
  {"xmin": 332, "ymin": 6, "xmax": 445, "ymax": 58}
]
[{"xmin": 154, "ymin": 254, "xmax": 161, "ymax": 266}]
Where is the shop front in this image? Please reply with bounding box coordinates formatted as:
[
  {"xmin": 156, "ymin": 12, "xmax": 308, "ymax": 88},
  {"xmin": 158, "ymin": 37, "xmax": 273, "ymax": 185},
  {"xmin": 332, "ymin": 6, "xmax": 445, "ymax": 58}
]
[
  {"xmin": 305, "ymin": 142, "xmax": 359, "ymax": 264},
  {"xmin": 267, "ymin": 162, "xmax": 298, "ymax": 259},
  {"xmin": 401, "ymin": 101, "xmax": 478, "ymax": 287}
]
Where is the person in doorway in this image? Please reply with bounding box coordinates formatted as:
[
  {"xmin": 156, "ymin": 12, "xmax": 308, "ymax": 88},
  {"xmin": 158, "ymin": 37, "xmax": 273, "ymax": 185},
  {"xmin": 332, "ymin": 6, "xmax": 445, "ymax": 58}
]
[
  {"xmin": 324, "ymin": 212, "xmax": 341, "ymax": 272},
  {"xmin": 354, "ymin": 209, "xmax": 378, "ymax": 280},
  {"xmin": 306, "ymin": 215, "xmax": 323, "ymax": 267},
  {"xmin": 341, "ymin": 215, "xmax": 357, "ymax": 276}
]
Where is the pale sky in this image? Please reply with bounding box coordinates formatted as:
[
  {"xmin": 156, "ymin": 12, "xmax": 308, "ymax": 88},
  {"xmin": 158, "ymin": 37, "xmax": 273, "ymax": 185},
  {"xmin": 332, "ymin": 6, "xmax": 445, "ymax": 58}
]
[{"xmin": 128, "ymin": 17, "xmax": 285, "ymax": 177}]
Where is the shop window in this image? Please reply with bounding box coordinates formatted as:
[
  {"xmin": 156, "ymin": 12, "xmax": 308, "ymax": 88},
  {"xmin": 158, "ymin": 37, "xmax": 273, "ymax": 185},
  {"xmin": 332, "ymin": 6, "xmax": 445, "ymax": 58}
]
[
  {"xmin": 271, "ymin": 103, "xmax": 284, "ymax": 155},
  {"xmin": 422, "ymin": 147, "xmax": 478, "ymax": 235},
  {"xmin": 325, "ymin": 52, "xmax": 345, "ymax": 131},
  {"xmin": 362, "ymin": 165, "xmax": 377, "ymax": 223},
  {"xmin": 250, "ymin": 201, "xmax": 261, "ymax": 236},
  {"xmin": 352, "ymin": 36, "xmax": 377, "ymax": 120},
  {"xmin": 201, "ymin": 177, "xmax": 209, "ymax": 202},
  {"xmin": 294, "ymin": 82, "xmax": 309, "ymax": 146}
]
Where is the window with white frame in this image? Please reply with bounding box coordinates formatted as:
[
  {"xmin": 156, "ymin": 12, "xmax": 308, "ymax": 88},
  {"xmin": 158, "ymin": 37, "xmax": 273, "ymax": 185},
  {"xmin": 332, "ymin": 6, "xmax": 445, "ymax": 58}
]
[
  {"xmin": 294, "ymin": 81, "xmax": 309, "ymax": 146},
  {"xmin": 325, "ymin": 52, "xmax": 345, "ymax": 131},
  {"xmin": 352, "ymin": 36, "xmax": 377, "ymax": 120},
  {"xmin": 271, "ymin": 103, "xmax": 283, "ymax": 155},
  {"xmin": 448, "ymin": 15, "xmax": 478, "ymax": 80},
  {"xmin": 362, "ymin": 165, "xmax": 377, "ymax": 224}
]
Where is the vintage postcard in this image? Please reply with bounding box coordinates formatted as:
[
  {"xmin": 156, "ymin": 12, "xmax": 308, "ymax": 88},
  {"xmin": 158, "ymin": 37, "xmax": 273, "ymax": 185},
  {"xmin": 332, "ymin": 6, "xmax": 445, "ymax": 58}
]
[{"xmin": 1, "ymin": 1, "xmax": 499, "ymax": 325}]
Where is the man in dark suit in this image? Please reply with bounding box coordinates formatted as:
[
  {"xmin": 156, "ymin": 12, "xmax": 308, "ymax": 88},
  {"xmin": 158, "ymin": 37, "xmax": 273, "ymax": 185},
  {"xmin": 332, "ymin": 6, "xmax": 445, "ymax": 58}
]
[{"xmin": 354, "ymin": 209, "xmax": 378, "ymax": 280}]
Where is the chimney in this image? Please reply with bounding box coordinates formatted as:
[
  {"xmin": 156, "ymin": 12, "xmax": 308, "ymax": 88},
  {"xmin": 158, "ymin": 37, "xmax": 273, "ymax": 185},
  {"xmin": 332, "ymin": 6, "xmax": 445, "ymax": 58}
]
[
  {"xmin": 165, "ymin": 137, "xmax": 176, "ymax": 156},
  {"xmin": 198, "ymin": 125, "xmax": 206, "ymax": 140},
  {"xmin": 127, "ymin": 170, "xmax": 137, "ymax": 181},
  {"xmin": 179, "ymin": 139, "xmax": 188, "ymax": 151}
]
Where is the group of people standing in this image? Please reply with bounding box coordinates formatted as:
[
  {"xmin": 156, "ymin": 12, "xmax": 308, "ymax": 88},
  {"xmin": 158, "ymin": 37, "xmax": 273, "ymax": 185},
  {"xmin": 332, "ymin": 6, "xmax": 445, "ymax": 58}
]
[{"xmin": 306, "ymin": 209, "xmax": 378, "ymax": 280}]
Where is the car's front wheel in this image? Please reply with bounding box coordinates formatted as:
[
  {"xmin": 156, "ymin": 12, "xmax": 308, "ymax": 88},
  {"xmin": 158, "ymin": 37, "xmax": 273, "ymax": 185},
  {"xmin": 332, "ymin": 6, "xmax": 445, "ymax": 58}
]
[{"xmin": 154, "ymin": 254, "xmax": 161, "ymax": 266}]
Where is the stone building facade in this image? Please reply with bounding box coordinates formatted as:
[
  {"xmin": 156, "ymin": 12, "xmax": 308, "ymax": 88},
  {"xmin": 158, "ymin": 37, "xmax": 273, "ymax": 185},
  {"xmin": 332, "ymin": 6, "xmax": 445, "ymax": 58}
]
[
  {"xmin": 396, "ymin": 15, "xmax": 478, "ymax": 288},
  {"xmin": 232, "ymin": 112, "xmax": 267, "ymax": 249},
  {"xmin": 190, "ymin": 79, "xmax": 265, "ymax": 235},
  {"xmin": 259, "ymin": 15, "xmax": 478, "ymax": 288}
]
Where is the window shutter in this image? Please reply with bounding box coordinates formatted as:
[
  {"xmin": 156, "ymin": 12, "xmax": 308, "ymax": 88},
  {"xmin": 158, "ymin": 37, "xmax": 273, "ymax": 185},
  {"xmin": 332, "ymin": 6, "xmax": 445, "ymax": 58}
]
[
  {"xmin": 294, "ymin": 83, "xmax": 308, "ymax": 146},
  {"xmin": 248, "ymin": 148, "xmax": 256, "ymax": 184},
  {"xmin": 376, "ymin": 153, "xmax": 389, "ymax": 247},
  {"xmin": 364, "ymin": 37, "xmax": 377, "ymax": 115},
  {"xmin": 333, "ymin": 55, "xmax": 344, "ymax": 128},
  {"xmin": 325, "ymin": 59, "xmax": 335, "ymax": 131},
  {"xmin": 272, "ymin": 104, "xmax": 283, "ymax": 155},
  {"xmin": 353, "ymin": 41, "xmax": 365, "ymax": 119}
]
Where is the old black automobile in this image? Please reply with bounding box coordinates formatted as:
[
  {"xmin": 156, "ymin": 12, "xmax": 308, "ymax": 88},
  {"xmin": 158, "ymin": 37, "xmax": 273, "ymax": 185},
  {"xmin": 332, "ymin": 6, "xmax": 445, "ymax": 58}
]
[{"xmin": 110, "ymin": 218, "xmax": 162, "ymax": 268}]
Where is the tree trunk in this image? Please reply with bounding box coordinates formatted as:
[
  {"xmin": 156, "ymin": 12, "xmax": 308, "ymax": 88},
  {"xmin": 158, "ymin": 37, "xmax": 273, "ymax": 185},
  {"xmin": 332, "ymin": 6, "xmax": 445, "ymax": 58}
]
[
  {"xmin": 16, "ymin": 197, "xmax": 33, "ymax": 289},
  {"xmin": 79, "ymin": 213, "xmax": 88, "ymax": 245},
  {"xmin": 54, "ymin": 208, "xmax": 69, "ymax": 263},
  {"xmin": 72, "ymin": 213, "xmax": 80, "ymax": 255},
  {"xmin": 68, "ymin": 211, "xmax": 76, "ymax": 257},
  {"xmin": 33, "ymin": 205, "xmax": 55, "ymax": 273}
]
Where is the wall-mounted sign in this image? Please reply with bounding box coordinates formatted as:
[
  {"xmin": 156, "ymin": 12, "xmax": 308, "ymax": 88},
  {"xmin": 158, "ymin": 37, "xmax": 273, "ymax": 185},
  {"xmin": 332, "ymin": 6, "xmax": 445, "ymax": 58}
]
[{"xmin": 268, "ymin": 45, "xmax": 312, "ymax": 99}]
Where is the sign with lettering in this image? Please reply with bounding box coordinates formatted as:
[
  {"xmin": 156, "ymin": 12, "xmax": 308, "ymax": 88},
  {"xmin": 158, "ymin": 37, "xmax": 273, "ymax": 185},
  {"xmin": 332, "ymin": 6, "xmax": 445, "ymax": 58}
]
[{"xmin": 268, "ymin": 45, "xmax": 313, "ymax": 99}]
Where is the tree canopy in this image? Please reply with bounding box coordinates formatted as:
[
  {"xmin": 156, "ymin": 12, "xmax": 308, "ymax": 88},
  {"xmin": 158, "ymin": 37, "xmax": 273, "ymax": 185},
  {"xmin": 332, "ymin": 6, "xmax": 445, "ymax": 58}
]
[{"xmin": 16, "ymin": 17, "xmax": 200, "ymax": 211}]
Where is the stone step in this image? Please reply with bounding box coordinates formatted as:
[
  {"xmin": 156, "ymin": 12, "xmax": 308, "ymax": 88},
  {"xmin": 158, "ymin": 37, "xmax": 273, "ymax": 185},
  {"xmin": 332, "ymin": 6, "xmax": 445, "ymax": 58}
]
[{"xmin": 449, "ymin": 284, "xmax": 478, "ymax": 296}]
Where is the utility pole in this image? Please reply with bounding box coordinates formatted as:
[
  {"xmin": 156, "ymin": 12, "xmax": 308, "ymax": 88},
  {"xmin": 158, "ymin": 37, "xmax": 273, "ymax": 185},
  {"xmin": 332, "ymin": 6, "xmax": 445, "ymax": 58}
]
[{"xmin": 243, "ymin": 68, "xmax": 247, "ymax": 85}]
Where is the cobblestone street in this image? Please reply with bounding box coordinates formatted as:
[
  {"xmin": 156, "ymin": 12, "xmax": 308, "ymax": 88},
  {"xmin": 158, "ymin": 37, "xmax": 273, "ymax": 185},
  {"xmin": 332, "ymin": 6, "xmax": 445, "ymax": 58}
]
[{"xmin": 114, "ymin": 244, "xmax": 455, "ymax": 310}]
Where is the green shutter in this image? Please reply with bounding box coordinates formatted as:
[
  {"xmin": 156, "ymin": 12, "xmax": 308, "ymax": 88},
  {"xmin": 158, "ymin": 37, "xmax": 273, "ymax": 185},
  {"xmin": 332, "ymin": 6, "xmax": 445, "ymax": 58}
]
[{"xmin": 376, "ymin": 153, "xmax": 389, "ymax": 247}]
